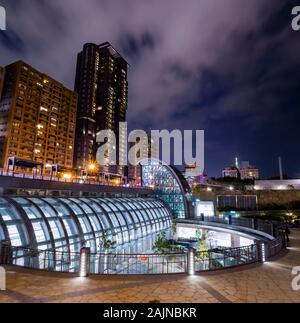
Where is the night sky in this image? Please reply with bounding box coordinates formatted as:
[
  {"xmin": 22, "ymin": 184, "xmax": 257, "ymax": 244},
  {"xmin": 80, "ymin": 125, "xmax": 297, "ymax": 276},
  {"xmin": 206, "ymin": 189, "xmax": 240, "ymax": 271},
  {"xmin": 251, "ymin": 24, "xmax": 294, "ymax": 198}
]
[{"xmin": 1, "ymin": 0, "xmax": 300, "ymax": 178}]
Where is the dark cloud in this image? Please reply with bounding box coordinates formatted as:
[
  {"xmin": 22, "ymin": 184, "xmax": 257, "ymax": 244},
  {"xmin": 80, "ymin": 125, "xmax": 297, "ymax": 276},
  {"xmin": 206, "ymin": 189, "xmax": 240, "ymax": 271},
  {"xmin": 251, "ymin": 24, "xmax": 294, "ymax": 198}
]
[{"xmin": 0, "ymin": 0, "xmax": 299, "ymax": 177}]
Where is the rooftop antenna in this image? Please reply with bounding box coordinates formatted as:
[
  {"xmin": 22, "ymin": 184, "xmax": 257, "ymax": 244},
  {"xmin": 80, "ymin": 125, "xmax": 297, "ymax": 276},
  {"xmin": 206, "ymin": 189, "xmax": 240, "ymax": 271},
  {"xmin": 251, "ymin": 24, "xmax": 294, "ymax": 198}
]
[{"xmin": 278, "ymin": 156, "xmax": 283, "ymax": 180}]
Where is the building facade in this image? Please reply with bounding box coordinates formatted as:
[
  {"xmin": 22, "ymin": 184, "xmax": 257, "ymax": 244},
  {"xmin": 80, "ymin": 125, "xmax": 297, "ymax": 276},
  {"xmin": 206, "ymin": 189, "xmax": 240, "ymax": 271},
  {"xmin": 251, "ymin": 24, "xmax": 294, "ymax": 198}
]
[
  {"xmin": 0, "ymin": 61, "xmax": 77, "ymax": 172},
  {"xmin": 128, "ymin": 134, "xmax": 159, "ymax": 185},
  {"xmin": 222, "ymin": 166, "xmax": 239, "ymax": 179},
  {"xmin": 240, "ymin": 165, "xmax": 259, "ymax": 180},
  {"xmin": 254, "ymin": 179, "xmax": 300, "ymax": 190},
  {"xmin": 74, "ymin": 42, "xmax": 128, "ymax": 176},
  {"xmin": 222, "ymin": 160, "xmax": 259, "ymax": 180}
]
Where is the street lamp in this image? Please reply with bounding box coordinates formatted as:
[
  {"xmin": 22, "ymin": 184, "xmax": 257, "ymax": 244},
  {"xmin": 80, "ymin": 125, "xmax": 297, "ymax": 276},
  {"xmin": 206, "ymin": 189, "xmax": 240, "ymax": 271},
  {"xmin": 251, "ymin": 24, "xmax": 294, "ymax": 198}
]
[
  {"xmin": 63, "ymin": 173, "xmax": 72, "ymax": 180},
  {"xmin": 88, "ymin": 163, "xmax": 96, "ymax": 171}
]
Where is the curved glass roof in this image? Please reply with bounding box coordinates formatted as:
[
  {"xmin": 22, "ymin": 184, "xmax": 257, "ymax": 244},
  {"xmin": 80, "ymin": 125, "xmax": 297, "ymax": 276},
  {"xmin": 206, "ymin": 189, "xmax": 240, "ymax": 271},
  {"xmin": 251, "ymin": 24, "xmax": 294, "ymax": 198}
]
[
  {"xmin": 0, "ymin": 197, "xmax": 172, "ymax": 253},
  {"xmin": 141, "ymin": 159, "xmax": 192, "ymax": 219}
]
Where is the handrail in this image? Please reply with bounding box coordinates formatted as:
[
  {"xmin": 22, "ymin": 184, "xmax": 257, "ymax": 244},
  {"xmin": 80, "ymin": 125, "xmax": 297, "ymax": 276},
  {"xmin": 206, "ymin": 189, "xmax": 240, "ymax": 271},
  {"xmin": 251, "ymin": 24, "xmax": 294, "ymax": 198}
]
[
  {"xmin": 0, "ymin": 170, "xmax": 142, "ymax": 189},
  {"xmin": 0, "ymin": 216, "xmax": 286, "ymax": 275}
]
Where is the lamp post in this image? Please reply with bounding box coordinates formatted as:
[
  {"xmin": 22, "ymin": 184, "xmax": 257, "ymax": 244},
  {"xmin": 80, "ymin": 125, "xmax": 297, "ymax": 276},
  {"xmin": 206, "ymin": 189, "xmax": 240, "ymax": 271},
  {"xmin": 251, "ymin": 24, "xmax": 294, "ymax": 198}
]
[
  {"xmin": 187, "ymin": 247, "xmax": 196, "ymax": 275},
  {"xmin": 79, "ymin": 247, "xmax": 90, "ymax": 277}
]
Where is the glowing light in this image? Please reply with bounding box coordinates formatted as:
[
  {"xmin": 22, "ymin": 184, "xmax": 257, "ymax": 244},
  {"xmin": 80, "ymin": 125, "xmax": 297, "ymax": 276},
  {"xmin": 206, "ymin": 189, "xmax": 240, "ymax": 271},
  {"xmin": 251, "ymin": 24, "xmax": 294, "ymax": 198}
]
[
  {"xmin": 114, "ymin": 179, "xmax": 121, "ymax": 186},
  {"xmin": 207, "ymin": 187, "xmax": 212, "ymax": 192},
  {"xmin": 229, "ymin": 186, "xmax": 234, "ymax": 191},
  {"xmin": 261, "ymin": 243, "xmax": 266, "ymax": 262},
  {"xmin": 79, "ymin": 248, "xmax": 90, "ymax": 278},
  {"xmin": 63, "ymin": 173, "xmax": 72, "ymax": 180},
  {"xmin": 88, "ymin": 163, "xmax": 96, "ymax": 171},
  {"xmin": 188, "ymin": 249, "xmax": 195, "ymax": 275}
]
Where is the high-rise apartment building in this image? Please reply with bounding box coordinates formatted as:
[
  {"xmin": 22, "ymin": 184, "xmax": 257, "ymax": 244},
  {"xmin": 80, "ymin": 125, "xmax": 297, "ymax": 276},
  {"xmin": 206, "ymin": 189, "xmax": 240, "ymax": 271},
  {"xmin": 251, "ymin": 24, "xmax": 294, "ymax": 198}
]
[
  {"xmin": 0, "ymin": 61, "xmax": 77, "ymax": 171},
  {"xmin": 128, "ymin": 133, "xmax": 159, "ymax": 185},
  {"xmin": 74, "ymin": 42, "xmax": 128, "ymax": 176}
]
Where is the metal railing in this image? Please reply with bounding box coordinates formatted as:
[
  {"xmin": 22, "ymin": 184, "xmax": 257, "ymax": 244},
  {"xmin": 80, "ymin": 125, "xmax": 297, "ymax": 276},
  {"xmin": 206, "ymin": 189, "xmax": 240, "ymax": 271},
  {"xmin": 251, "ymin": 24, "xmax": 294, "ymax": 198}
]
[
  {"xmin": 195, "ymin": 244, "xmax": 258, "ymax": 272},
  {"xmin": 0, "ymin": 245, "xmax": 187, "ymax": 275},
  {"xmin": 194, "ymin": 215, "xmax": 278, "ymax": 237},
  {"xmin": 0, "ymin": 238, "xmax": 284, "ymax": 275},
  {"xmin": 266, "ymin": 237, "xmax": 284, "ymax": 258},
  {"xmin": 89, "ymin": 252, "xmax": 187, "ymax": 275},
  {"xmin": 0, "ymin": 170, "xmax": 132, "ymax": 188},
  {"xmin": 0, "ymin": 217, "xmax": 286, "ymax": 275},
  {"xmin": 2, "ymin": 246, "xmax": 81, "ymax": 273}
]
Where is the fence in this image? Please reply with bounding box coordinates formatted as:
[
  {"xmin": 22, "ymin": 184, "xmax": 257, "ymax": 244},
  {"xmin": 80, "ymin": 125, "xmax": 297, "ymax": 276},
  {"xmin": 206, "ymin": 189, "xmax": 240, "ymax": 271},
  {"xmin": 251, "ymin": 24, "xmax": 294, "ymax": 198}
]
[
  {"xmin": 0, "ymin": 216, "xmax": 286, "ymax": 275},
  {"xmin": 0, "ymin": 245, "xmax": 187, "ymax": 275},
  {"xmin": 89, "ymin": 252, "xmax": 187, "ymax": 274},
  {"xmin": 195, "ymin": 244, "xmax": 259, "ymax": 272},
  {"xmin": 0, "ymin": 239, "xmax": 283, "ymax": 275},
  {"xmin": 0, "ymin": 170, "xmax": 129, "ymax": 188},
  {"xmin": 197, "ymin": 215, "xmax": 278, "ymax": 237}
]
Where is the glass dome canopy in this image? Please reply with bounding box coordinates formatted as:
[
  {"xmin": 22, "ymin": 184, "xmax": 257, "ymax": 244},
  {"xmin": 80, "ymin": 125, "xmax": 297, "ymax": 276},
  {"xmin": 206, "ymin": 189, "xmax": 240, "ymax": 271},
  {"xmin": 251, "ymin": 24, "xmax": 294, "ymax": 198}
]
[
  {"xmin": 141, "ymin": 159, "xmax": 193, "ymax": 219},
  {"xmin": 0, "ymin": 197, "xmax": 172, "ymax": 253}
]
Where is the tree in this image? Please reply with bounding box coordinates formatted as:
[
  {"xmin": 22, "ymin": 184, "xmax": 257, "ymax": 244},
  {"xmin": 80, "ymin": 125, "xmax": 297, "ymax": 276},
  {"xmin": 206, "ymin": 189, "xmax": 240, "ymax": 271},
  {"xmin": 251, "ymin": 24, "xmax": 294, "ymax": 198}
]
[
  {"xmin": 195, "ymin": 229, "xmax": 210, "ymax": 262},
  {"xmin": 172, "ymin": 222, "xmax": 177, "ymax": 239},
  {"xmin": 99, "ymin": 231, "xmax": 117, "ymax": 252},
  {"xmin": 153, "ymin": 232, "xmax": 172, "ymax": 254},
  {"xmin": 153, "ymin": 231, "xmax": 184, "ymax": 254}
]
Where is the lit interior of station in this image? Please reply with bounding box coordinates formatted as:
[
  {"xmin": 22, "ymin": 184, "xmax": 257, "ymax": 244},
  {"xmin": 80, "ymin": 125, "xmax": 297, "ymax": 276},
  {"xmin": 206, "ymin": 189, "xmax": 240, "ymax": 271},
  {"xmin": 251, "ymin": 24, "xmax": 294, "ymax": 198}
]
[
  {"xmin": 0, "ymin": 159, "xmax": 283, "ymax": 275},
  {"xmin": 0, "ymin": 197, "xmax": 172, "ymax": 253}
]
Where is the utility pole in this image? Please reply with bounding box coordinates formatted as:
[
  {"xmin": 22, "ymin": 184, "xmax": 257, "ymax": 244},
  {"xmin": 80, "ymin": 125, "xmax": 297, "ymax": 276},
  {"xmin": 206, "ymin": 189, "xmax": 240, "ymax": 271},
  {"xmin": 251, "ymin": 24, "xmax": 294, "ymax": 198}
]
[{"xmin": 278, "ymin": 156, "xmax": 283, "ymax": 180}]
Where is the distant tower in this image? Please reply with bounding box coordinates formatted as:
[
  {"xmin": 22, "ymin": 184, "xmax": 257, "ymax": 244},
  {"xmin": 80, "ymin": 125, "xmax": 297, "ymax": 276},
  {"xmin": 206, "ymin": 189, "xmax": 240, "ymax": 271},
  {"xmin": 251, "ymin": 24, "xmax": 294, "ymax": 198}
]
[
  {"xmin": 235, "ymin": 157, "xmax": 239, "ymax": 169},
  {"xmin": 278, "ymin": 156, "xmax": 283, "ymax": 180},
  {"xmin": 74, "ymin": 42, "xmax": 129, "ymax": 176}
]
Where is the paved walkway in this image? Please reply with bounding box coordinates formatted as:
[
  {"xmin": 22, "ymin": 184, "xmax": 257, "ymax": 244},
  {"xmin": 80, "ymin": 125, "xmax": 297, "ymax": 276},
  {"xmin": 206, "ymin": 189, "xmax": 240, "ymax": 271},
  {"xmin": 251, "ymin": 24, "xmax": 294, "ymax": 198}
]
[{"xmin": 1, "ymin": 229, "xmax": 300, "ymax": 303}]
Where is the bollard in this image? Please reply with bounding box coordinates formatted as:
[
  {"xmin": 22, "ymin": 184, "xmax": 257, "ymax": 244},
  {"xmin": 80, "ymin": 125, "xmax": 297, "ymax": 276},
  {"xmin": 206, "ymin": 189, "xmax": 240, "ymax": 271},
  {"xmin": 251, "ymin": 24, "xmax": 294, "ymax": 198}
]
[
  {"xmin": 259, "ymin": 243, "xmax": 266, "ymax": 263},
  {"xmin": 0, "ymin": 266, "xmax": 6, "ymax": 291},
  {"xmin": 79, "ymin": 247, "xmax": 90, "ymax": 277},
  {"xmin": 187, "ymin": 248, "xmax": 195, "ymax": 275}
]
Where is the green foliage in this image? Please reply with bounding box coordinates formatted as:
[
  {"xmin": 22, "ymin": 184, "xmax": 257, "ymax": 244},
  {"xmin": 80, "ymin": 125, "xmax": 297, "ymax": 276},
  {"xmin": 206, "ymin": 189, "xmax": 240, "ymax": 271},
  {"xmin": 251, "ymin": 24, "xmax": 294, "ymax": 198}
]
[
  {"xmin": 153, "ymin": 231, "xmax": 184, "ymax": 254},
  {"xmin": 195, "ymin": 229, "xmax": 210, "ymax": 262},
  {"xmin": 210, "ymin": 259, "xmax": 224, "ymax": 269},
  {"xmin": 172, "ymin": 222, "xmax": 177, "ymax": 236},
  {"xmin": 99, "ymin": 231, "xmax": 117, "ymax": 252}
]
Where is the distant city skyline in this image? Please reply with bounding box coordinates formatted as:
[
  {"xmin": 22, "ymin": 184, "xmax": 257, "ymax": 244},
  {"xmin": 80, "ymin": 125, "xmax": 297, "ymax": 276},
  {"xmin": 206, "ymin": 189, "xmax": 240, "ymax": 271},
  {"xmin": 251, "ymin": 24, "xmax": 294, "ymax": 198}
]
[{"xmin": 0, "ymin": 0, "xmax": 299, "ymax": 178}]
